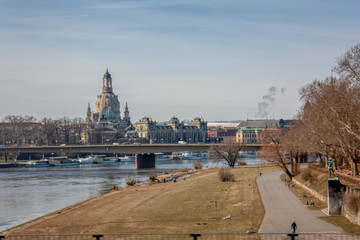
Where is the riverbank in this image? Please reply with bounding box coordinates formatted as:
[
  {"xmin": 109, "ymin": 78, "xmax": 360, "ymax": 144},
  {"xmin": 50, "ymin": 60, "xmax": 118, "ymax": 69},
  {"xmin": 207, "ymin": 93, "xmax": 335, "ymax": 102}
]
[{"xmin": 2, "ymin": 165, "xmax": 277, "ymax": 234}]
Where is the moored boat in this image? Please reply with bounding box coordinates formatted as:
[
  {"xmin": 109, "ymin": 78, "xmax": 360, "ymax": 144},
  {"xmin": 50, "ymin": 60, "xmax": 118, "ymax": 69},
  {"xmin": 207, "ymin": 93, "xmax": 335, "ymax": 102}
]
[
  {"xmin": 239, "ymin": 151, "xmax": 257, "ymax": 158},
  {"xmin": 26, "ymin": 160, "xmax": 50, "ymax": 168},
  {"xmin": 52, "ymin": 157, "xmax": 80, "ymax": 166},
  {"xmin": 91, "ymin": 155, "xmax": 107, "ymax": 164},
  {"xmin": 77, "ymin": 157, "xmax": 94, "ymax": 164},
  {"xmin": 119, "ymin": 156, "xmax": 135, "ymax": 162},
  {"xmin": 102, "ymin": 157, "xmax": 118, "ymax": 164},
  {"xmin": 181, "ymin": 151, "xmax": 208, "ymax": 160}
]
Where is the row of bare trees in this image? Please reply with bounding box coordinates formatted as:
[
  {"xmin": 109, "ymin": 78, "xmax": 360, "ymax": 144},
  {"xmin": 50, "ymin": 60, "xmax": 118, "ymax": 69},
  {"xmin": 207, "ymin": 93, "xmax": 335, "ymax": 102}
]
[
  {"xmin": 259, "ymin": 43, "xmax": 360, "ymax": 179},
  {"xmin": 0, "ymin": 115, "xmax": 86, "ymax": 146}
]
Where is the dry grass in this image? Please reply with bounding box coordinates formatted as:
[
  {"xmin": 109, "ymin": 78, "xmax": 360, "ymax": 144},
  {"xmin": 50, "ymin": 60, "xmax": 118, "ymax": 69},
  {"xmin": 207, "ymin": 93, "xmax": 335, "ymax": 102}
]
[
  {"xmin": 343, "ymin": 192, "xmax": 360, "ymax": 215},
  {"xmin": 320, "ymin": 216, "xmax": 360, "ymax": 233},
  {"xmin": 3, "ymin": 165, "xmax": 278, "ymax": 235}
]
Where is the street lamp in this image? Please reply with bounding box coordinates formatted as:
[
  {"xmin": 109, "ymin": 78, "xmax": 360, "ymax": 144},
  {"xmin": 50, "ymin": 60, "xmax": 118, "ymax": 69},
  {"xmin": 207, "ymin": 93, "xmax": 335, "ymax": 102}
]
[{"xmin": 210, "ymin": 201, "xmax": 218, "ymax": 219}]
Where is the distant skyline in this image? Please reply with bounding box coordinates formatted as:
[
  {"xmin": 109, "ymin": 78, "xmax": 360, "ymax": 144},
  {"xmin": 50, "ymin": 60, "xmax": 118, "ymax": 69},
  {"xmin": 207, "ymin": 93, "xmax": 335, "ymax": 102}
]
[{"xmin": 1, "ymin": 0, "xmax": 360, "ymax": 122}]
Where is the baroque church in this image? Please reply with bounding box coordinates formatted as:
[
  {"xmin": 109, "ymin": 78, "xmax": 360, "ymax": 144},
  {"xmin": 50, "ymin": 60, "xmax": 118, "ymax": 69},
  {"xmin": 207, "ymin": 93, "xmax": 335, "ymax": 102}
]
[{"xmin": 84, "ymin": 68, "xmax": 132, "ymax": 144}]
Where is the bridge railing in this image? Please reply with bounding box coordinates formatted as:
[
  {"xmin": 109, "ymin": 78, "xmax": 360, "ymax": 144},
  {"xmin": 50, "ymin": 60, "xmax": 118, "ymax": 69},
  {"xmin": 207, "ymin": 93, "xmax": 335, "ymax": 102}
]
[{"xmin": 1, "ymin": 233, "xmax": 359, "ymax": 240}]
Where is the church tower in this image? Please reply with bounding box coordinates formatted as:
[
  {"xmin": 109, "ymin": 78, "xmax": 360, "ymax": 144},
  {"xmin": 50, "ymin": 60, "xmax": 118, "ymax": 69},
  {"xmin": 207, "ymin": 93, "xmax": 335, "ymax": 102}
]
[
  {"xmin": 102, "ymin": 67, "xmax": 113, "ymax": 93},
  {"xmin": 94, "ymin": 68, "xmax": 121, "ymax": 122},
  {"xmin": 124, "ymin": 102, "xmax": 130, "ymax": 125},
  {"xmin": 86, "ymin": 103, "xmax": 92, "ymax": 123}
]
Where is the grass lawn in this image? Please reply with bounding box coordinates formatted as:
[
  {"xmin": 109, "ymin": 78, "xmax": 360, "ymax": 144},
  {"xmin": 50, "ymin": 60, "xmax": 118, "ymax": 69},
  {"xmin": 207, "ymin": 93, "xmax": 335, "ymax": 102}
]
[{"xmin": 3, "ymin": 165, "xmax": 278, "ymax": 235}]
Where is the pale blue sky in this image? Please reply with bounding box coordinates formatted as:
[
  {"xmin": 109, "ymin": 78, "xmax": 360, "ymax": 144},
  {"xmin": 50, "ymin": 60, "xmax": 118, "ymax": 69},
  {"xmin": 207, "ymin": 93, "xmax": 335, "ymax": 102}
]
[{"xmin": 1, "ymin": 0, "xmax": 359, "ymax": 122}]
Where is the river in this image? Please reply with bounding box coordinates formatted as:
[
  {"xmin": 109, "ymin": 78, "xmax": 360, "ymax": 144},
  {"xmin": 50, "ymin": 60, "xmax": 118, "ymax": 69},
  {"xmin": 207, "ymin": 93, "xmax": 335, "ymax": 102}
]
[{"xmin": 0, "ymin": 158, "xmax": 264, "ymax": 232}]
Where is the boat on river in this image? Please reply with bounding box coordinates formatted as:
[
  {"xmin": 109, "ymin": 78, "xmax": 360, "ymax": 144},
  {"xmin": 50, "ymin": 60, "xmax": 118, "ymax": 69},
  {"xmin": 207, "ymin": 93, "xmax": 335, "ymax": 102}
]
[
  {"xmin": 77, "ymin": 157, "xmax": 93, "ymax": 164},
  {"xmin": 180, "ymin": 151, "xmax": 208, "ymax": 160},
  {"xmin": 239, "ymin": 151, "xmax": 257, "ymax": 158},
  {"xmin": 26, "ymin": 160, "xmax": 51, "ymax": 168},
  {"xmin": 52, "ymin": 157, "xmax": 80, "ymax": 166},
  {"xmin": 119, "ymin": 156, "xmax": 135, "ymax": 162},
  {"xmin": 102, "ymin": 157, "xmax": 118, "ymax": 164}
]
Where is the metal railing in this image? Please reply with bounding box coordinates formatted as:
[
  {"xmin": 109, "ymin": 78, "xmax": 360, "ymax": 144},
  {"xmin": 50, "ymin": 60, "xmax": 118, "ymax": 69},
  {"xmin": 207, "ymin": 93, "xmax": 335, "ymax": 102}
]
[{"xmin": 1, "ymin": 233, "xmax": 359, "ymax": 240}]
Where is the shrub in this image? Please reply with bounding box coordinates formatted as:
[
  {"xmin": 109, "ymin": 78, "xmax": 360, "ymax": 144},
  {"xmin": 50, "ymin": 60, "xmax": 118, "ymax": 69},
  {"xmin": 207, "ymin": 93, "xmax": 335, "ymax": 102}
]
[
  {"xmin": 237, "ymin": 160, "xmax": 247, "ymax": 166},
  {"xmin": 218, "ymin": 168, "xmax": 235, "ymax": 182},
  {"xmin": 179, "ymin": 168, "xmax": 188, "ymax": 173},
  {"xmin": 110, "ymin": 184, "xmax": 120, "ymax": 191},
  {"xmin": 148, "ymin": 175, "xmax": 158, "ymax": 182},
  {"xmin": 193, "ymin": 160, "xmax": 203, "ymax": 170},
  {"xmin": 301, "ymin": 168, "xmax": 314, "ymax": 183},
  {"xmin": 126, "ymin": 177, "xmax": 138, "ymax": 186}
]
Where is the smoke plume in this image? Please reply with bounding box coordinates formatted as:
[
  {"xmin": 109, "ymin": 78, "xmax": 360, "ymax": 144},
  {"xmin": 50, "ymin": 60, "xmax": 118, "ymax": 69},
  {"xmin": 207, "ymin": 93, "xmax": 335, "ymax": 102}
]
[{"xmin": 255, "ymin": 87, "xmax": 285, "ymax": 118}]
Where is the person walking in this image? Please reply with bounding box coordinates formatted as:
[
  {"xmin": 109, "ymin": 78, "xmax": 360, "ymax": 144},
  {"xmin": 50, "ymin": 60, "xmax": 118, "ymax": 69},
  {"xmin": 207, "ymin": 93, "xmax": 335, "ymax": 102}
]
[{"xmin": 291, "ymin": 221, "xmax": 297, "ymax": 233}]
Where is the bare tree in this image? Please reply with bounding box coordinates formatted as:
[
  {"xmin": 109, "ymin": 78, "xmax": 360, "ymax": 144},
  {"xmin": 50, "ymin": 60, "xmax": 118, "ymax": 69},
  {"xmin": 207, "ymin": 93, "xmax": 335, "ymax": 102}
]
[
  {"xmin": 298, "ymin": 76, "xmax": 360, "ymax": 176},
  {"xmin": 334, "ymin": 43, "xmax": 360, "ymax": 82},
  {"xmin": 258, "ymin": 128, "xmax": 296, "ymax": 179},
  {"xmin": 41, "ymin": 118, "xmax": 56, "ymax": 145},
  {"xmin": 211, "ymin": 139, "xmax": 244, "ymax": 167},
  {"xmin": 1, "ymin": 115, "xmax": 37, "ymax": 145}
]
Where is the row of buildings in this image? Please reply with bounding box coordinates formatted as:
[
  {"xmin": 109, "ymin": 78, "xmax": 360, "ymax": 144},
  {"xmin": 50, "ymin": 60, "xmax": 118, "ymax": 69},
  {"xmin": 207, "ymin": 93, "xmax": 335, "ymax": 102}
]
[{"xmin": 0, "ymin": 69, "xmax": 293, "ymax": 146}]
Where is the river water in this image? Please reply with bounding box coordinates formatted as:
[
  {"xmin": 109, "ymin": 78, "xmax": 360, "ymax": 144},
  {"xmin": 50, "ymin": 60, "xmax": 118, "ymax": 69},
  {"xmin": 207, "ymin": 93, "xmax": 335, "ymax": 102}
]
[{"xmin": 0, "ymin": 158, "xmax": 263, "ymax": 232}]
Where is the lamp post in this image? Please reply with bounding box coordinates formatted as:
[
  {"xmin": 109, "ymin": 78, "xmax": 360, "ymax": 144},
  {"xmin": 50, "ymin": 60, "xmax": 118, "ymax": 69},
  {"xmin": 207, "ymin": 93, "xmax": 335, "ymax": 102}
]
[{"xmin": 210, "ymin": 201, "xmax": 218, "ymax": 219}]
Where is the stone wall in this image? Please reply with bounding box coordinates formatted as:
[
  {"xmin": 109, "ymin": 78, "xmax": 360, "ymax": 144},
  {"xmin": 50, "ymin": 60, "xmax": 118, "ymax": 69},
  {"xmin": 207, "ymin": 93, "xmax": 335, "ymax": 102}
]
[
  {"xmin": 309, "ymin": 165, "xmax": 360, "ymax": 185},
  {"xmin": 342, "ymin": 191, "xmax": 360, "ymax": 225},
  {"xmin": 291, "ymin": 178, "xmax": 327, "ymax": 202}
]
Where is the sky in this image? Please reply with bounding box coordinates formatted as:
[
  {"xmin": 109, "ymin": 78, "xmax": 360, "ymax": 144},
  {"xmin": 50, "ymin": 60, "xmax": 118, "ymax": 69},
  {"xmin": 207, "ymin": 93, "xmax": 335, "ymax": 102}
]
[{"xmin": 1, "ymin": 0, "xmax": 360, "ymax": 122}]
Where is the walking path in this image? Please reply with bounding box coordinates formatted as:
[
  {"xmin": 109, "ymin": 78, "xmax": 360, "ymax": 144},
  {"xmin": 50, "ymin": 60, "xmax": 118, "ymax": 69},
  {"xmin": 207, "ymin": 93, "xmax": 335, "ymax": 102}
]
[{"xmin": 257, "ymin": 170, "xmax": 344, "ymax": 233}]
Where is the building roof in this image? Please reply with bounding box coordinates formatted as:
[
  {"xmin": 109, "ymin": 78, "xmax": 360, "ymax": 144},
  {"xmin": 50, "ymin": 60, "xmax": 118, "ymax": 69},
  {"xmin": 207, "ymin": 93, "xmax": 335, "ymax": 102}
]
[
  {"xmin": 99, "ymin": 106, "xmax": 117, "ymax": 121},
  {"xmin": 238, "ymin": 120, "xmax": 281, "ymax": 129},
  {"xmin": 169, "ymin": 116, "xmax": 180, "ymax": 124}
]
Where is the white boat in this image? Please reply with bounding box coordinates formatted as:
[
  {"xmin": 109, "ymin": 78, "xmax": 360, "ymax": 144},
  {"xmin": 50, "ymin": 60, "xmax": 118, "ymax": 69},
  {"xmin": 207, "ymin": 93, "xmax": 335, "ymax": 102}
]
[
  {"xmin": 52, "ymin": 157, "xmax": 80, "ymax": 166},
  {"xmin": 102, "ymin": 157, "xmax": 118, "ymax": 164},
  {"xmin": 91, "ymin": 155, "xmax": 107, "ymax": 164},
  {"xmin": 77, "ymin": 157, "xmax": 93, "ymax": 164},
  {"xmin": 119, "ymin": 156, "xmax": 135, "ymax": 162},
  {"xmin": 181, "ymin": 152, "xmax": 207, "ymax": 160},
  {"xmin": 26, "ymin": 160, "xmax": 50, "ymax": 168},
  {"xmin": 239, "ymin": 151, "xmax": 257, "ymax": 158}
]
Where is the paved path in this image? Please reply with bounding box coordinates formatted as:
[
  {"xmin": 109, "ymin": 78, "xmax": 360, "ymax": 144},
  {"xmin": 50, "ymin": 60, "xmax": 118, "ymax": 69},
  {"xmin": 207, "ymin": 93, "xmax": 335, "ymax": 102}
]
[{"xmin": 257, "ymin": 170, "xmax": 344, "ymax": 233}]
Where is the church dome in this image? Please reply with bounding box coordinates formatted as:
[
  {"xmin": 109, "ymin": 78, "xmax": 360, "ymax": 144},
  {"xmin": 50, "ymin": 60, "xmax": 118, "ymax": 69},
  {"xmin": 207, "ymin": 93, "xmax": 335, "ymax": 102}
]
[
  {"xmin": 169, "ymin": 116, "xmax": 180, "ymax": 124},
  {"xmin": 99, "ymin": 106, "xmax": 117, "ymax": 121}
]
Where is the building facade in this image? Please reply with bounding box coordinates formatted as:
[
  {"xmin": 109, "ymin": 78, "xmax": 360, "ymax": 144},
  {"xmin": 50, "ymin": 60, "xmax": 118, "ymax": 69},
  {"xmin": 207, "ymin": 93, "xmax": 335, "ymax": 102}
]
[
  {"xmin": 135, "ymin": 116, "xmax": 208, "ymax": 143},
  {"xmin": 207, "ymin": 126, "xmax": 238, "ymax": 143},
  {"xmin": 236, "ymin": 119, "xmax": 293, "ymax": 144}
]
